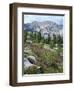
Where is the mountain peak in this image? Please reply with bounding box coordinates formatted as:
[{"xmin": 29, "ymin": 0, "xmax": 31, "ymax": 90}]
[{"xmin": 24, "ymin": 20, "xmax": 63, "ymax": 36}]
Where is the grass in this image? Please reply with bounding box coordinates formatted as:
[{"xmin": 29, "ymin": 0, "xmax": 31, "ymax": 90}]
[{"xmin": 24, "ymin": 42, "xmax": 63, "ymax": 74}]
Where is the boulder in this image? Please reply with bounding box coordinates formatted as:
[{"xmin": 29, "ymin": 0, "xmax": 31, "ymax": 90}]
[
  {"xmin": 24, "ymin": 57, "xmax": 34, "ymax": 69},
  {"xmin": 27, "ymin": 55, "xmax": 37, "ymax": 64}
]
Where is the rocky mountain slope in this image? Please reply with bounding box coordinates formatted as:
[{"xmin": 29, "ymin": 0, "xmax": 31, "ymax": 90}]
[{"xmin": 24, "ymin": 21, "xmax": 63, "ymax": 37}]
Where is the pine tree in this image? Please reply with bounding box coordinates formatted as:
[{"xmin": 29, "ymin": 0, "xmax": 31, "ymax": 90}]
[
  {"xmin": 53, "ymin": 34, "xmax": 56, "ymax": 45},
  {"xmin": 48, "ymin": 34, "xmax": 51, "ymax": 44},
  {"xmin": 56, "ymin": 35, "xmax": 63, "ymax": 47},
  {"xmin": 30, "ymin": 31, "xmax": 36, "ymax": 43},
  {"xmin": 24, "ymin": 31, "xmax": 27, "ymax": 43},
  {"xmin": 38, "ymin": 31, "xmax": 41, "ymax": 43}
]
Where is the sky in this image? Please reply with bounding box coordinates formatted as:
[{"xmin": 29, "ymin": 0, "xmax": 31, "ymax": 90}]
[{"xmin": 24, "ymin": 14, "xmax": 64, "ymax": 25}]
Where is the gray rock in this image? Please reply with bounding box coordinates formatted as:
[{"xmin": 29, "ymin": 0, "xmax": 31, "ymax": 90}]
[
  {"xmin": 24, "ymin": 57, "xmax": 34, "ymax": 69},
  {"xmin": 27, "ymin": 55, "xmax": 37, "ymax": 64}
]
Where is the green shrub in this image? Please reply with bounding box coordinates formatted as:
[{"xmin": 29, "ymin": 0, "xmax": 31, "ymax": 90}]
[{"xmin": 24, "ymin": 66, "xmax": 38, "ymax": 74}]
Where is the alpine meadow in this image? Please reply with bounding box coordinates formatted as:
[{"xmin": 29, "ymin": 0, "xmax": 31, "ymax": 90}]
[{"xmin": 23, "ymin": 14, "xmax": 64, "ymax": 75}]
